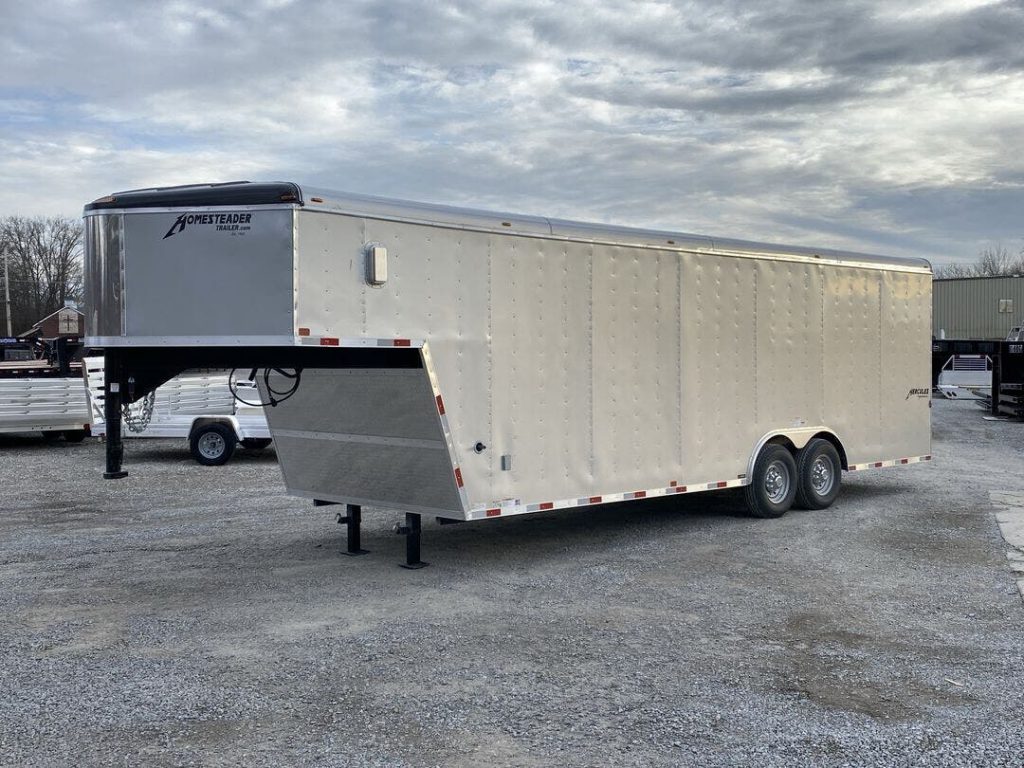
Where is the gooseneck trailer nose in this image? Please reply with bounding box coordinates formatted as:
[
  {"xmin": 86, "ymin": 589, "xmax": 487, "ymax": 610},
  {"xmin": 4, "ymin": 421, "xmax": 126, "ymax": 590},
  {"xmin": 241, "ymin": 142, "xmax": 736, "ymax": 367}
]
[{"xmin": 84, "ymin": 182, "xmax": 933, "ymax": 566}]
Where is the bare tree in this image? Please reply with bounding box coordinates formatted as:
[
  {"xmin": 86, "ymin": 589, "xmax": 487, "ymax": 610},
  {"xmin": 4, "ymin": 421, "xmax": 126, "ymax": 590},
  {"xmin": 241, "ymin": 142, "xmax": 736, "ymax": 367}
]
[
  {"xmin": 0, "ymin": 216, "xmax": 83, "ymax": 335},
  {"xmin": 935, "ymin": 244, "xmax": 1024, "ymax": 279}
]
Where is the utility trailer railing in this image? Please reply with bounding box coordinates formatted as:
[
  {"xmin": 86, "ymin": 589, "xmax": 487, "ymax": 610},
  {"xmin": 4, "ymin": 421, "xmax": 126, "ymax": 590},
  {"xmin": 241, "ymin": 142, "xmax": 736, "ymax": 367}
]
[
  {"xmin": 0, "ymin": 338, "xmax": 91, "ymax": 441},
  {"xmin": 84, "ymin": 181, "xmax": 934, "ymax": 567},
  {"xmin": 83, "ymin": 356, "xmax": 272, "ymax": 465},
  {"xmin": 0, "ymin": 376, "xmax": 91, "ymax": 440}
]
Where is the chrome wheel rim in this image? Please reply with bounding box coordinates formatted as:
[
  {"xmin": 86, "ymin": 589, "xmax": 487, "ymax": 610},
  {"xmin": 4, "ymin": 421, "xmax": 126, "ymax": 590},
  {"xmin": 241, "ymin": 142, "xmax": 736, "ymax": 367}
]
[
  {"xmin": 198, "ymin": 432, "xmax": 226, "ymax": 459},
  {"xmin": 764, "ymin": 460, "xmax": 790, "ymax": 504},
  {"xmin": 810, "ymin": 456, "xmax": 834, "ymax": 496}
]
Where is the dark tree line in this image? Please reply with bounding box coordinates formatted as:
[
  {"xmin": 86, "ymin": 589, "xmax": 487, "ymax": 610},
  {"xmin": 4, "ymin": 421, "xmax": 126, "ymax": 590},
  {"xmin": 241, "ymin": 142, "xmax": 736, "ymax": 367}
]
[
  {"xmin": 934, "ymin": 245, "xmax": 1024, "ymax": 279},
  {"xmin": 0, "ymin": 216, "xmax": 83, "ymax": 336}
]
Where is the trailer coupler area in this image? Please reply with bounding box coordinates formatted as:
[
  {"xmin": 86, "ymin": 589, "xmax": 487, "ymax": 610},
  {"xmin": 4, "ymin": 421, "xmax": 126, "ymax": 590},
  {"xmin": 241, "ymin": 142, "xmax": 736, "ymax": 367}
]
[{"xmin": 98, "ymin": 345, "xmax": 423, "ymax": 480}]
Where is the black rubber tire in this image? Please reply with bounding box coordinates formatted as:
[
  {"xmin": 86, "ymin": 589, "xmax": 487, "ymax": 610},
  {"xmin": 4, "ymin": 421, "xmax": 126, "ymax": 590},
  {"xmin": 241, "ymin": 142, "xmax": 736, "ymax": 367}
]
[
  {"xmin": 794, "ymin": 438, "xmax": 842, "ymax": 510},
  {"xmin": 189, "ymin": 423, "xmax": 236, "ymax": 466},
  {"xmin": 62, "ymin": 430, "xmax": 88, "ymax": 443},
  {"xmin": 240, "ymin": 438, "xmax": 272, "ymax": 450},
  {"xmin": 744, "ymin": 443, "xmax": 798, "ymax": 518}
]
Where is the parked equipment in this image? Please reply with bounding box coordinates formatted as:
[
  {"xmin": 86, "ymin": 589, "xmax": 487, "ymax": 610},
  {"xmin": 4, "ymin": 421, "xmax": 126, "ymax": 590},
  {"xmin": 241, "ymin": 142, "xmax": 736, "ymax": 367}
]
[
  {"xmin": 0, "ymin": 338, "xmax": 90, "ymax": 441},
  {"xmin": 83, "ymin": 357, "xmax": 272, "ymax": 465},
  {"xmin": 990, "ymin": 338, "xmax": 1024, "ymax": 418},
  {"xmin": 937, "ymin": 354, "xmax": 992, "ymax": 400},
  {"xmin": 84, "ymin": 182, "xmax": 933, "ymax": 565}
]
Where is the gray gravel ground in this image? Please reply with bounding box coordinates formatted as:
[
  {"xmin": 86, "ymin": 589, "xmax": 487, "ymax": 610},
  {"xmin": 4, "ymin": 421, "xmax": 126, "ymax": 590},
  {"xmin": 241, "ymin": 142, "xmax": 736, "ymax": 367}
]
[{"xmin": 1, "ymin": 398, "xmax": 1023, "ymax": 767}]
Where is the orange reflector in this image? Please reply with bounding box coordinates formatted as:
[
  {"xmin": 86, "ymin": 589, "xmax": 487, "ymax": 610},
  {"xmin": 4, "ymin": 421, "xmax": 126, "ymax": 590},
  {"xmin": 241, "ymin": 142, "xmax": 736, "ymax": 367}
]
[{"xmin": 297, "ymin": 327, "xmax": 310, "ymax": 337}]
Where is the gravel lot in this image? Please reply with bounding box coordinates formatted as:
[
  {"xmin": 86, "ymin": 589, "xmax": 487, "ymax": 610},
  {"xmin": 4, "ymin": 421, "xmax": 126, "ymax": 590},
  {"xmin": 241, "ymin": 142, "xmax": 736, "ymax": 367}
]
[{"xmin": 1, "ymin": 398, "xmax": 1022, "ymax": 767}]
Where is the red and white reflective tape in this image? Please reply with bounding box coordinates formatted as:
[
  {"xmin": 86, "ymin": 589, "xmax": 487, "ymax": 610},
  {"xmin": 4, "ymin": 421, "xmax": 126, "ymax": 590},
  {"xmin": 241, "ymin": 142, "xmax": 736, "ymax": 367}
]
[
  {"xmin": 470, "ymin": 477, "xmax": 748, "ymax": 521},
  {"xmin": 420, "ymin": 344, "xmax": 470, "ymax": 510},
  {"xmin": 296, "ymin": 335, "xmax": 424, "ymax": 348},
  {"xmin": 847, "ymin": 454, "xmax": 932, "ymax": 471}
]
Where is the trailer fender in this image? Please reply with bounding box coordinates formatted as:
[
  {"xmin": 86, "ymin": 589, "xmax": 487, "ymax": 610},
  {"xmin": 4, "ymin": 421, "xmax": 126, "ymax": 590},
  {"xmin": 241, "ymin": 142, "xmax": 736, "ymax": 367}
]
[
  {"xmin": 189, "ymin": 416, "xmax": 242, "ymax": 442},
  {"xmin": 746, "ymin": 427, "xmax": 847, "ymax": 479}
]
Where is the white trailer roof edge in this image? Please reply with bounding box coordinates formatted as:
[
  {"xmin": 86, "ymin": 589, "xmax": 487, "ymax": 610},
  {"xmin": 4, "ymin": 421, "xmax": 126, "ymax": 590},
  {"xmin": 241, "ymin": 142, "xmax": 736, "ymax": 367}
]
[{"xmin": 83, "ymin": 182, "xmax": 932, "ymax": 274}]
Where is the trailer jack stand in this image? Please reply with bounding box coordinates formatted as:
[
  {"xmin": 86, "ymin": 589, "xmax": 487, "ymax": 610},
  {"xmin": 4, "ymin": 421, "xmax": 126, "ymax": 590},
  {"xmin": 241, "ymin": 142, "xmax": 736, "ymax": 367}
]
[
  {"xmin": 102, "ymin": 375, "xmax": 128, "ymax": 480},
  {"xmin": 317, "ymin": 501, "xmax": 369, "ymax": 556},
  {"xmin": 394, "ymin": 513, "xmax": 429, "ymax": 569}
]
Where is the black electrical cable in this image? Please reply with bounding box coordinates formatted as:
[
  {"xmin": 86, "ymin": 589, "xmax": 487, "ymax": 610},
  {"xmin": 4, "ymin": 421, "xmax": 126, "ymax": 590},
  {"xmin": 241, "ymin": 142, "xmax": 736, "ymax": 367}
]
[{"xmin": 228, "ymin": 367, "xmax": 302, "ymax": 407}]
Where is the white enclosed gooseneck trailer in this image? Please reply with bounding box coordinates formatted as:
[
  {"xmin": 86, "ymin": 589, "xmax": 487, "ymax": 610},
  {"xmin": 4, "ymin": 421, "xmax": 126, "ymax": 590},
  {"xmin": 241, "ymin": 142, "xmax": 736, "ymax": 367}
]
[{"xmin": 84, "ymin": 182, "xmax": 932, "ymax": 566}]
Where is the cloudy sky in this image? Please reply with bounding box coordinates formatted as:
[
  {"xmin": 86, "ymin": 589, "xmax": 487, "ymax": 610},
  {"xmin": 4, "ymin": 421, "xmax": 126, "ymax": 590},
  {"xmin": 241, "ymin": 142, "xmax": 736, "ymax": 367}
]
[{"xmin": 2, "ymin": 0, "xmax": 1022, "ymax": 265}]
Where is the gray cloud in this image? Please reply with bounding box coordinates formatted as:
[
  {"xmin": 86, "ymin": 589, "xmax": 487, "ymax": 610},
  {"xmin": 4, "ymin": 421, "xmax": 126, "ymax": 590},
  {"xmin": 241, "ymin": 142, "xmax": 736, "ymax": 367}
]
[{"xmin": 1, "ymin": 0, "xmax": 1022, "ymax": 264}]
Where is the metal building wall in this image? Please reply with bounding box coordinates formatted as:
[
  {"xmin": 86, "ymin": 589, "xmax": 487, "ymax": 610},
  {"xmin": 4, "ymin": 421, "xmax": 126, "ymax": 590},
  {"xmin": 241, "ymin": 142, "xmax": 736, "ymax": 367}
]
[{"xmin": 933, "ymin": 276, "xmax": 1024, "ymax": 340}]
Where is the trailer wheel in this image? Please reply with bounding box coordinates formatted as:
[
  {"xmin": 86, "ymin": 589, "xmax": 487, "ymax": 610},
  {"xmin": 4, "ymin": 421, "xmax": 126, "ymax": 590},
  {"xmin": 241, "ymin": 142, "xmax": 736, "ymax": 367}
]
[
  {"xmin": 745, "ymin": 444, "xmax": 798, "ymax": 518},
  {"xmin": 240, "ymin": 438, "xmax": 272, "ymax": 450},
  {"xmin": 189, "ymin": 423, "xmax": 236, "ymax": 466},
  {"xmin": 794, "ymin": 438, "xmax": 842, "ymax": 510},
  {"xmin": 62, "ymin": 430, "xmax": 87, "ymax": 443}
]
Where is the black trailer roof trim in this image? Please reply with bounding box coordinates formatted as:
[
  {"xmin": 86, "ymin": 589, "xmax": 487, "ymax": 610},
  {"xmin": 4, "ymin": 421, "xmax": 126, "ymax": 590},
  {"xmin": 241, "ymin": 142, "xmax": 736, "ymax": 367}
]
[{"xmin": 84, "ymin": 181, "xmax": 303, "ymax": 211}]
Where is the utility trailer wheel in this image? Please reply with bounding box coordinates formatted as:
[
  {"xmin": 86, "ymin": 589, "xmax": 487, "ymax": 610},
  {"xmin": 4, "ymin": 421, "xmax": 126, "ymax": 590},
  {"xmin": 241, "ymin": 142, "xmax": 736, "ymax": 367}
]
[
  {"xmin": 744, "ymin": 444, "xmax": 798, "ymax": 518},
  {"xmin": 62, "ymin": 430, "xmax": 87, "ymax": 443},
  {"xmin": 794, "ymin": 438, "xmax": 842, "ymax": 510},
  {"xmin": 189, "ymin": 423, "xmax": 236, "ymax": 466},
  {"xmin": 240, "ymin": 438, "xmax": 272, "ymax": 450}
]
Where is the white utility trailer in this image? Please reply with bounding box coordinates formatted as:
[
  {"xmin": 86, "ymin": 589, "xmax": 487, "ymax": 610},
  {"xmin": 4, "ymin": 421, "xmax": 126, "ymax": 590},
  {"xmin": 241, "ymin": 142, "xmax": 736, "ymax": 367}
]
[
  {"xmin": 0, "ymin": 362, "xmax": 91, "ymax": 442},
  {"xmin": 82, "ymin": 357, "xmax": 272, "ymax": 465},
  {"xmin": 84, "ymin": 182, "xmax": 932, "ymax": 566}
]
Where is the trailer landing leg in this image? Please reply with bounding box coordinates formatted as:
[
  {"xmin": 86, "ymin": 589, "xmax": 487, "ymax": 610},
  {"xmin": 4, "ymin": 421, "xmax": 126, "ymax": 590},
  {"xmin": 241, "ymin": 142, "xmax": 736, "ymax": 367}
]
[
  {"xmin": 103, "ymin": 358, "xmax": 128, "ymax": 480},
  {"xmin": 317, "ymin": 500, "xmax": 369, "ymax": 556},
  {"xmin": 395, "ymin": 513, "xmax": 428, "ymax": 569}
]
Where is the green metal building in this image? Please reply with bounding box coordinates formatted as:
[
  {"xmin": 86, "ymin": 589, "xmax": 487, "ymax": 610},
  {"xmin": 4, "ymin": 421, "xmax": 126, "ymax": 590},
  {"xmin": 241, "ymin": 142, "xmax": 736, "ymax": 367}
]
[{"xmin": 933, "ymin": 276, "xmax": 1024, "ymax": 340}]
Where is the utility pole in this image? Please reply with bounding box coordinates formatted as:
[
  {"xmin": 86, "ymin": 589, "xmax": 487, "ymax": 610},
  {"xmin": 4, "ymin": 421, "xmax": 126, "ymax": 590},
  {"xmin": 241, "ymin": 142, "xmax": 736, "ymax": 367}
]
[{"xmin": 2, "ymin": 245, "xmax": 11, "ymax": 337}]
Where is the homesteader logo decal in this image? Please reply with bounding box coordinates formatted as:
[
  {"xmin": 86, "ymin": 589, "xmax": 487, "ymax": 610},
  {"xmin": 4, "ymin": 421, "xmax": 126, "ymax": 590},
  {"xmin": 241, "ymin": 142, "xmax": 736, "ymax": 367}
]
[{"xmin": 162, "ymin": 213, "xmax": 253, "ymax": 239}]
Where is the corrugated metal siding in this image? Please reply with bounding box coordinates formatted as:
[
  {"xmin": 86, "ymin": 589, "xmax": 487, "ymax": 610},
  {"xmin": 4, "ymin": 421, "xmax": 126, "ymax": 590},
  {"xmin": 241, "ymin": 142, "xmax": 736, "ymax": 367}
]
[{"xmin": 933, "ymin": 276, "xmax": 1024, "ymax": 339}]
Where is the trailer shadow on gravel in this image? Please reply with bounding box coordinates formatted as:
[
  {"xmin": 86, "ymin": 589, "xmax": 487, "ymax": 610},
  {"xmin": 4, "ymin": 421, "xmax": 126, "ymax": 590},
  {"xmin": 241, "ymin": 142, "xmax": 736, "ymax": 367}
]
[{"xmin": 296, "ymin": 490, "xmax": 827, "ymax": 573}]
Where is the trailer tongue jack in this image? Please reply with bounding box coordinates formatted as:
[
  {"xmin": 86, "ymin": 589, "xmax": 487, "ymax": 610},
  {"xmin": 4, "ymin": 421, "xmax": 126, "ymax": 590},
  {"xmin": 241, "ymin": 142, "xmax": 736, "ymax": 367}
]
[{"xmin": 102, "ymin": 358, "xmax": 128, "ymax": 480}]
